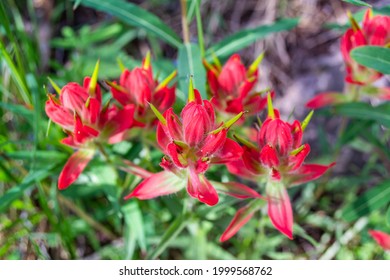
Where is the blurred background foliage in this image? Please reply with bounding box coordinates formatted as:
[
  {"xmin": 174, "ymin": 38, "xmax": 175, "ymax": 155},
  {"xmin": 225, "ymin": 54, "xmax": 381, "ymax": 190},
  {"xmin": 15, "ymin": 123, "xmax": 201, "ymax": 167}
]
[{"xmin": 0, "ymin": 0, "xmax": 389, "ymax": 260}]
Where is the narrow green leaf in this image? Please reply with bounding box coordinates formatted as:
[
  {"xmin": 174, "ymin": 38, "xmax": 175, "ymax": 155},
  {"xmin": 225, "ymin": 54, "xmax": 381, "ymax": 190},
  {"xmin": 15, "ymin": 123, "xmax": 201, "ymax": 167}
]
[
  {"xmin": 386, "ymin": 206, "xmax": 390, "ymax": 227},
  {"xmin": 341, "ymin": 180, "xmax": 390, "ymax": 222},
  {"xmin": 334, "ymin": 102, "xmax": 390, "ymax": 128},
  {"xmin": 178, "ymin": 43, "xmax": 206, "ymax": 100},
  {"xmin": 0, "ymin": 164, "xmax": 56, "ymax": 213},
  {"xmin": 79, "ymin": 0, "xmax": 182, "ymax": 48},
  {"xmin": 206, "ymin": 18, "xmax": 299, "ymax": 59},
  {"xmin": 351, "ymin": 46, "xmax": 390, "ymax": 74},
  {"xmin": 342, "ymin": 0, "xmax": 371, "ymax": 7},
  {"xmin": 147, "ymin": 213, "xmax": 191, "ymax": 260},
  {"xmin": 122, "ymin": 201, "xmax": 146, "ymax": 256}
]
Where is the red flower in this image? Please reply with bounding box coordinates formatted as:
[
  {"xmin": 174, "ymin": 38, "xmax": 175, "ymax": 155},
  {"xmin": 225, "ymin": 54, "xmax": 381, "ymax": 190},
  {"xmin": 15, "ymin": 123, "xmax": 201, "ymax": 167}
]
[
  {"xmin": 369, "ymin": 230, "xmax": 390, "ymax": 251},
  {"xmin": 222, "ymin": 94, "xmax": 334, "ymax": 240},
  {"xmin": 204, "ymin": 54, "xmax": 269, "ymax": 116},
  {"xmin": 45, "ymin": 62, "xmax": 135, "ymax": 190},
  {"xmin": 108, "ymin": 52, "xmax": 176, "ymax": 126},
  {"xmin": 306, "ymin": 10, "xmax": 390, "ymax": 109},
  {"xmin": 125, "ymin": 82, "xmax": 260, "ymax": 206},
  {"xmin": 342, "ymin": 10, "xmax": 390, "ymax": 85}
]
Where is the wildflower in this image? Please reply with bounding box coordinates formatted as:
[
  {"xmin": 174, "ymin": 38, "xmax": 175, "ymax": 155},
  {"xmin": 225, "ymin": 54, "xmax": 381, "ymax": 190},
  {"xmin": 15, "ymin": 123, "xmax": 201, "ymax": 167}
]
[
  {"xmin": 125, "ymin": 80, "xmax": 260, "ymax": 206},
  {"xmin": 222, "ymin": 94, "xmax": 334, "ymax": 240},
  {"xmin": 108, "ymin": 52, "xmax": 176, "ymax": 126},
  {"xmin": 45, "ymin": 61, "xmax": 135, "ymax": 190},
  {"xmin": 369, "ymin": 230, "xmax": 390, "ymax": 250},
  {"xmin": 204, "ymin": 53, "xmax": 270, "ymax": 116},
  {"xmin": 306, "ymin": 10, "xmax": 390, "ymax": 109}
]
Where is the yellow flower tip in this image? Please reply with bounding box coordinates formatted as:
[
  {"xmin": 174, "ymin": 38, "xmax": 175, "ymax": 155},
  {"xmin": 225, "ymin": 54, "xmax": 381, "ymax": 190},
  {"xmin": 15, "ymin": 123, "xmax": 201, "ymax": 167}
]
[
  {"xmin": 143, "ymin": 51, "xmax": 151, "ymax": 70},
  {"xmin": 148, "ymin": 102, "xmax": 167, "ymax": 126},
  {"xmin": 212, "ymin": 53, "xmax": 222, "ymax": 70},
  {"xmin": 301, "ymin": 110, "xmax": 314, "ymax": 132},
  {"xmin": 155, "ymin": 70, "xmax": 177, "ymax": 92},
  {"xmin": 105, "ymin": 80, "xmax": 127, "ymax": 93},
  {"xmin": 233, "ymin": 134, "xmax": 257, "ymax": 150},
  {"xmin": 117, "ymin": 57, "xmax": 126, "ymax": 72},
  {"xmin": 187, "ymin": 76, "xmax": 195, "ymax": 103},
  {"xmin": 347, "ymin": 11, "xmax": 360, "ymax": 32},
  {"xmin": 47, "ymin": 77, "xmax": 61, "ymax": 95},
  {"xmin": 211, "ymin": 111, "xmax": 244, "ymax": 134},
  {"xmin": 248, "ymin": 52, "xmax": 264, "ymax": 77},
  {"xmin": 267, "ymin": 92, "xmax": 275, "ymax": 119},
  {"xmin": 89, "ymin": 59, "xmax": 100, "ymax": 96},
  {"xmin": 290, "ymin": 145, "xmax": 305, "ymax": 156}
]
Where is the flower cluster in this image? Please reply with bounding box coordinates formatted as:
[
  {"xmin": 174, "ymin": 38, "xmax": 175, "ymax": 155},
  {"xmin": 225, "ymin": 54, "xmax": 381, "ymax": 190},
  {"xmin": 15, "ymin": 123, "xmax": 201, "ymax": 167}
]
[
  {"xmin": 46, "ymin": 52, "xmax": 334, "ymax": 241},
  {"xmin": 108, "ymin": 52, "xmax": 176, "ymax": 127},
  {"xmin": 45, "ymin": 62, "xmax": 135, "ymax": 190},
  {"xmin": 222, "ymin": 95, "xmax": 335, "ymax": 240},
  {"xmin": 204, "ymin": 53, "xmax": 269, "ymax": 117},
  {"xmin": 306, "ymin": 9, "xmax": 390, "ymax": 109},
  {"xmin": 125, "ymin": 81, "xmax": 261, "ymax": 206}
]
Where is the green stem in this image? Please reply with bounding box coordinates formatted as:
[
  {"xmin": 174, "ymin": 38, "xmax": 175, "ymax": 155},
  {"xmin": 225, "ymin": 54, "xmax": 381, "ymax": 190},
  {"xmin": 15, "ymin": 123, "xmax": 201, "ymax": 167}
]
[
  {"xmin": 195, "ymin": 0, "xmax": 205, "ymax": 57},
  {"xmin": 180, "ymin": 0, "xmax": 190, "ymax": 44}
]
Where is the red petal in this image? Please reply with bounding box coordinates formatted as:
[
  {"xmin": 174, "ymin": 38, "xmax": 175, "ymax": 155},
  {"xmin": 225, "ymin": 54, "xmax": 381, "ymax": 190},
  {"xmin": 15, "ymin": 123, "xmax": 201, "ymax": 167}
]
[
  {"xmin": 212, "ymin": 181, "xmax": 263, "ymax": 199},
  {"xmin": 212, "ymin": 138, "xmax": 243, "ymax": 164},
  {"xmin": 289, "ymin": 144, "xmax": 310, "ymax": 171},
  {"xmin": 187, "ymin": 170, "xmax": 219, "ymax": 206},
  {"xmin": 226, "ymin": 160, "xmax": 258, "ymax": 180},
  {"xmin": 368, "ymin": 230, "xmax": 390, "ymax": 250},
  {"xmin": 153, "ymin": 86, "xmax": 176, "ymax": 113},
  {"xmin": 45, "ymin": 96, "xmax": 74, "ymax": 131},
  {"xmin": 199, "ymin": 129, "xmax": 227, "ymax": 157},
  {"xmin": 102, "ymin": 104, "xmax": 135, "ymax": 144},
  {"xmin": 110, "ymin": 81, "xmax": 132, "ymax": 106},
  {"xmin": 167, "ymin": 142, "xmax": 188, "ymax": 168},
  {"xmin": 124, "ymin": 171, "xmax": 185, "ymax": 200},
  {"xmin": 165, "ymin": 108, "xmax": 183, "ymax": 140},
  {"xmin": 306, "ymin": 92, "xmax": 347, "ymax": 109},
  {"xmin": 60, "ymin": 82, "xmax": 89, "ymax": 116},
  {"xmin": 58, "ymin": 149, "xmax": 94, "ymax": 190},
  {"xmin": 259, "ymin": 145, "xmax": 280, "ymax": 168},
  {"xmin": 289, "ymin": 163, "xmax": 335, "ymax": 186},
  {"xmin": 266, "ymin": 181, "xmax": 293, "ymax": 239},
  {"xmin": 220, "ymin": 201, "xmax": 263, "ymax": 242}
]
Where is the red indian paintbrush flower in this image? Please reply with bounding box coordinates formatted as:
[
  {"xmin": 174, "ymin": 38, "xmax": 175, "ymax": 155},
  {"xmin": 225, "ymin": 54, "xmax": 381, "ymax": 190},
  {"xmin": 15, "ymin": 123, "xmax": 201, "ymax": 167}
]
[
  {"xmin": 108, "ymin": 52, "xmax": 176, "ymax": 126},
  {"xmin": 221, "ymin": 94, "xmax": 335, "ymax": 241},
  {"xmin": 204, "ymin": 53, "xmax": 269, "ymax": 116},
  {"xmin": 124, "ymin": 80, "xmax": 261, "ymax": 206},
  {"xmin": 306, "ymin": 10, "xmax": 390, "ymax": 109},
  {"xmin": 369, "ymin": 230, "xmax": 390, "ymax": 251},
  {"xmin": 45, "ymin": 61, "xmax": 135, "ymax": 190},
  {"xmin": 342, "ymin": 10, "xmax": 390, "ymax": 85}
]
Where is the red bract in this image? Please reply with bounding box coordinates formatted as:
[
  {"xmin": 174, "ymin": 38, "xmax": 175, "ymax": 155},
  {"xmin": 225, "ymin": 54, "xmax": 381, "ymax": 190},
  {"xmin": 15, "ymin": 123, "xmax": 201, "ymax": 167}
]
[
  {"xmin": 204, "ymin": 54, "xmax": 269, "ymax": 116},
  {"xmin": 108, "ymin": 52, "xmax": 176, "ymax": 126},
  {"xmin": 306, "ymin": 10, "xmax": 390, "ymax": 109},
  {"xmin": 342, "ymin": 10, "xmax": 390, "ymax": 85},
  {"xmin": 125, "ymin": 83, "xmax": 260, "ymax": 206},
  {"xmin": 45, "ymin": 62, "xmax": 135, "ymax": 190},
  {"xmin": 223, "ymin": 94, "xmax": 334, "ymax": 240},
  {"xmin": 369, "ymin": 230, "xmax": 390, "ymax": 250}
]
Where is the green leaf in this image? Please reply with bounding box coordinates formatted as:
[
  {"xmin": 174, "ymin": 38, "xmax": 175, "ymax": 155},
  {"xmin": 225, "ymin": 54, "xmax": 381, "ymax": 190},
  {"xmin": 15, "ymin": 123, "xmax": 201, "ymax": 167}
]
[
  {"xmin": 342, "ymin": 0, "xmax": 371, "ymax": 7},
  {"xmin": 147, "ymin": 213, "xmax": 191, "ymax": 260},
  {"xmin": 206, "ymin": 18, "xmax": 299, "ymax": 59},
  {"xmin": 334, "ymin": 102, "xmax": 390, "ymax": 128},
  {"xmin": 341, "ymin": 180, "xmax": 390, "ymax": 222},
  {"xmin": 386, "ymin": 206, "xmax": 390, "ymax": 227},
  {"xmin": 178, "ymin": 43, "xmax": 207, "ymax": 100},
  {"xmin": 79, "ymin": 0, "xmax": 182, "ymax": 48},
  {"xmin": 351, "ymin": 46, "xmax": 390, "ymax": 74},
  {"xmin": 0, "ymin": 164, "xmax": 56, "ymax": 213},
  {"xmin": 122, "ymin": 201, "xmax": 146, "ymax": 258}
]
